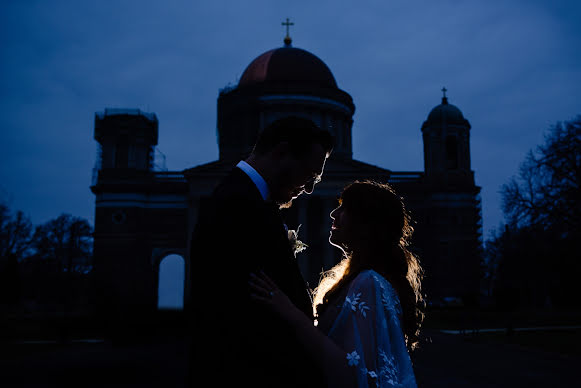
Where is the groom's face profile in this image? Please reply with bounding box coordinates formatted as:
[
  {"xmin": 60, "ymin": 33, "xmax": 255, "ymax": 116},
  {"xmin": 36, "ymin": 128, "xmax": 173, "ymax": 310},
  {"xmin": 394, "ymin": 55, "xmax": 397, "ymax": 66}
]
[{"xmin": 271, "ymin": 142, "xmax": 328, "ymax": 208}]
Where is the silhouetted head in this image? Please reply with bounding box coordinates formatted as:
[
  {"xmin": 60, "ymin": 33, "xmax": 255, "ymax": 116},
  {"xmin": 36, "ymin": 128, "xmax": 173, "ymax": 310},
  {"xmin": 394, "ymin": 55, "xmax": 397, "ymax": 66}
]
[
  {"xmin": 330, "ymin": 181, "xmax": 409, "ymax": 255},
  {"xmin": 317, "ymin": 180, "xmax": 425, "ymax": 351},
  {"xmin": 248, "ymin": 116, "xmax": 334, "ymax": 208}
]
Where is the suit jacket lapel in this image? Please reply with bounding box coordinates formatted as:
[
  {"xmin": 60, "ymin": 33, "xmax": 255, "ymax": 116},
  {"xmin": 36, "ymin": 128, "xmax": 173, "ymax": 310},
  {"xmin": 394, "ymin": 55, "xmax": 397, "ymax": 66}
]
[
  {"xmin": 262, "ymin": 201, "xmax": 314, "ymax": 319},
  {"xmin": 229, "ymin": 168, "xmax": 314, "ymax": 319}
]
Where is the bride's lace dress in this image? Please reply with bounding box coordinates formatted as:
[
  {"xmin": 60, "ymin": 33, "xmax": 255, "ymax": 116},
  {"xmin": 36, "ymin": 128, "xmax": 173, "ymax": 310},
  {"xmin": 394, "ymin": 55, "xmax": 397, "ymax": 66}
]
[{"xmin": 317, "ymin": 270, "xmax": 418, "ymax": 388}]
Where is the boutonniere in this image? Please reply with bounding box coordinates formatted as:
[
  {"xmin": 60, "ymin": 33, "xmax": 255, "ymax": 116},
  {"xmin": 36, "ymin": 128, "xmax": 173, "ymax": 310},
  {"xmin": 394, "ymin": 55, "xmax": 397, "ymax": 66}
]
[{"xmin": 287, "ymin": 224, "xmax": 308, "ymax": 257}]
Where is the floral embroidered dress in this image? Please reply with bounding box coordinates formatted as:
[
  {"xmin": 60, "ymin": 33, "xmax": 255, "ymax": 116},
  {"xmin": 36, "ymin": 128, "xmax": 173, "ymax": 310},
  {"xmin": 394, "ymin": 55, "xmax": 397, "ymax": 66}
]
[{"xmin": 318, "ymin": 270, "xmax": 418, "ymax": 388}]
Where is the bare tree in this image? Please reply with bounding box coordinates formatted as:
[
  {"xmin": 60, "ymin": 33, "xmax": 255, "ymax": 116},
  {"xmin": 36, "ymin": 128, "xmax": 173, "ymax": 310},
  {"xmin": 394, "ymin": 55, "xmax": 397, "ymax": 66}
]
[
  {"xmin": 0, "ymin": 200, "xmax": 32, "ymax": 307},
  {"xmin": 501, "ymin": 116, "xmax": 581, "ymax": 235},
  {"xmin": 491, "ymin": 115, "xmax": 581, "ymax": 308},
  {"xmin": 0, "ymin": 202, "xmax": 33, "ymax": 262},
  {"xmin": 31, "ymin": 214, "xmax": 93, "ymax": 273},
  {"xmin": 26, "ymin": 214, "xmax": 94, "ymax": 321}
]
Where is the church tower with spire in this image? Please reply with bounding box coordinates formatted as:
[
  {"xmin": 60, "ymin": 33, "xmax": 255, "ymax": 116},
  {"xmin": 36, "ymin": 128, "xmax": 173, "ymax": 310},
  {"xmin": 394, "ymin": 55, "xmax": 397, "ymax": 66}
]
[
  {"xmin": 407, "ymin": 89, "xmax": 482, "ymax": 303},
  {"xmin": 422, "ymin": 88, "xmax": 474, "ymax": 188}
]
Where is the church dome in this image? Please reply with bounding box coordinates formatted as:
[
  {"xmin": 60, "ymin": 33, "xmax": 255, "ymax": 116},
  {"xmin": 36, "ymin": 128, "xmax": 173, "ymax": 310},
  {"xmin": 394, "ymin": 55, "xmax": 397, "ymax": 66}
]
[
  {"xmin": 238, "ymin": 46, "xmax": 338, "ymax": 89},
  {"xmin": 425, "ymin": 94, "xmax": 469, "ymax": 126}
]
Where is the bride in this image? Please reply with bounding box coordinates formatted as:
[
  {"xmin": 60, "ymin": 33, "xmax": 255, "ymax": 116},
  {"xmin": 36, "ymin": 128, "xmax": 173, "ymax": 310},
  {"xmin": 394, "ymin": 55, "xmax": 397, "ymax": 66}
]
[{"xmin": 250, "ymin": 180, "xmax": 425, "ymax": 387}]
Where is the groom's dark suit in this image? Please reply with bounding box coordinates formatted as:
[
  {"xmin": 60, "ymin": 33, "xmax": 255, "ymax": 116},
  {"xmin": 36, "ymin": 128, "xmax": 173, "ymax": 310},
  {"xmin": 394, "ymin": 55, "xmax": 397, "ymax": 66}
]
[{"xmin": 188, "ymin": 167, "xmax": 323, "ymax": 387}]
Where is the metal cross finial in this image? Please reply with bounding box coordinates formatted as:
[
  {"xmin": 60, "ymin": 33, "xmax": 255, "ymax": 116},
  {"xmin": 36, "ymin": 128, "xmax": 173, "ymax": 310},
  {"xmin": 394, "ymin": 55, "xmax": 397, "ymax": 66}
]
[
  {"xmin": 442, "ymin": 87, "xmax": 447, "ymax": 98},
  {"xmin": 282, "ymin": 18, "xmax": 294, "ymax": 37}
]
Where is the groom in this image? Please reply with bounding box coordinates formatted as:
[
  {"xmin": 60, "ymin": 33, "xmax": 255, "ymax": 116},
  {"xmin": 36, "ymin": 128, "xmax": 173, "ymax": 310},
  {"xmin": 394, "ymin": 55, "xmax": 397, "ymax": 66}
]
[{"xmin": 188, "ymin": 116, "xmax": 333, "ymax": 387}]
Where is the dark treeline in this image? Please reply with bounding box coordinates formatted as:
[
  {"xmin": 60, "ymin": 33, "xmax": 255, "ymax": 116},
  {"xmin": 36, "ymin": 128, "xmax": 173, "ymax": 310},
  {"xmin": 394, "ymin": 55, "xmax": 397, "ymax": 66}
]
[
  {"xmin": 0, "ymin": 204, "xmax": 94, "ymax": 316},
  {"xmin": 484, "ymin": 115, "xmax": 581, "ymax": 311}
]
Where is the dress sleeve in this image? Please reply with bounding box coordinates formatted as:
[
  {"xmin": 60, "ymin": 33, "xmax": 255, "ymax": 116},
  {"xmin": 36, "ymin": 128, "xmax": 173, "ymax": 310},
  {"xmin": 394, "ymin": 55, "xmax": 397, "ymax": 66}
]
[{"xmin": 326, "ymin": 271, "xmax": 418, "ymax": 388}]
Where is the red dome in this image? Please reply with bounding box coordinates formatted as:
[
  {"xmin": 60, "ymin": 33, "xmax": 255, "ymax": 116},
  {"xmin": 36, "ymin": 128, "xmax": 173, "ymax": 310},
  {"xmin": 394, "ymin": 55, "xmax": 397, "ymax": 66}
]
[{"xmin": 238, "ymin": 47, "xmax": 337, "ymax": 88}]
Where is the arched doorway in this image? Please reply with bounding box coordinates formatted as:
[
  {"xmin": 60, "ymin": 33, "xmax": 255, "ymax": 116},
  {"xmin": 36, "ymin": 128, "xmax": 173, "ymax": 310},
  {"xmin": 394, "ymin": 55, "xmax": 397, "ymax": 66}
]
[{"xmin": 157, "ymin": 254, "xmax": 185, "ymax": 310}]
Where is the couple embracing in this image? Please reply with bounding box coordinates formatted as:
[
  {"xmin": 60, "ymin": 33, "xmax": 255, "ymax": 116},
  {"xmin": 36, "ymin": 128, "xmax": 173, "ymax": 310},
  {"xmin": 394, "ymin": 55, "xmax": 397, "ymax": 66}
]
[{"xmin": 188, "ymin": 116, "xmax": 424, "ymax": 388}]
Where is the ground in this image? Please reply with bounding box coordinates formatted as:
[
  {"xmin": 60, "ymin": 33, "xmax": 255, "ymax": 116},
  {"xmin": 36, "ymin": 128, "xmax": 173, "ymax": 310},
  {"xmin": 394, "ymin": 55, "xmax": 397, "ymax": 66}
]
[
  {"xmin": 412, "ymin": 329, "xmax": 579, "ymax": 387},
  {"xmin": 1, "ymin": 310, "xmax": 579, "ymax": 387}
]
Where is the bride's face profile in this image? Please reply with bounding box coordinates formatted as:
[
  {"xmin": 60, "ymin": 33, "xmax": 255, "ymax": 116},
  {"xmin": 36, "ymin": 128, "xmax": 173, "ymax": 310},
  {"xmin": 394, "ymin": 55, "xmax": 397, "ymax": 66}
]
[{"xmin": 329, "ymin": 204, "xmax": 352, "ymax": 249}]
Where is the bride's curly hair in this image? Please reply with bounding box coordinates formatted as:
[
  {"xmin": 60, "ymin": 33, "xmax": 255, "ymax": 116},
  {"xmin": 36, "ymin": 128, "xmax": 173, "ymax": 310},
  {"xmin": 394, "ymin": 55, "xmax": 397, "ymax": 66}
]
[{"xmin": 312, "ymin": 180, "xmax": 425, "ymax": 352}]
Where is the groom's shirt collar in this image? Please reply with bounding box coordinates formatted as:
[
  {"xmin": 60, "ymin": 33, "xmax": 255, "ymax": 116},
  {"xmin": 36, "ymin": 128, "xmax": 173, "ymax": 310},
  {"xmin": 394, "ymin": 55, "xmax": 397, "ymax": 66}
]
[{"xmin": 236, "ymin": 160, "xmax": 270, "ymax": 201}]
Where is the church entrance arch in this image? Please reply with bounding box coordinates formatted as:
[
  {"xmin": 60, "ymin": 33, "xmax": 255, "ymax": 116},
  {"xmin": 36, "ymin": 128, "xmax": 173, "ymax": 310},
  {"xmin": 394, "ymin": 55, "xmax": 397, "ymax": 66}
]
[{"xmin": 157, "ymin": 253, "xmax": 185, "ymax": 310}]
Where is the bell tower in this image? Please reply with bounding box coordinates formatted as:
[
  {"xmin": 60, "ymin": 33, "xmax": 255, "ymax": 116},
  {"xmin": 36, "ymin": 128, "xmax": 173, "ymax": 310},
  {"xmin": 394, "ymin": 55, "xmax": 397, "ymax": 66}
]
[
  {"xmin": 416, "ymin": 89, "xmax": 482, "ymax": 303},
  {"xmin": 94, "ymin": 108, "xmax": 158, "ymax": 172},
  {"xmin": 91, "ymin": 108, "xmax": 168, "ymax": 339},
  {"xmin": 421, "ymin": 88, "xmax": 474, "ymax": 187}
]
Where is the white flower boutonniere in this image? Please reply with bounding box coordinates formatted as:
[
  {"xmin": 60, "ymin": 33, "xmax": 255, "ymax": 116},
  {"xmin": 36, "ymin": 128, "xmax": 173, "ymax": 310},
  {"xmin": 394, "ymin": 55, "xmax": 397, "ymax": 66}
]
[{"xmin": 287, "ymin": 224, "xmax": 308, "ymax": 257}]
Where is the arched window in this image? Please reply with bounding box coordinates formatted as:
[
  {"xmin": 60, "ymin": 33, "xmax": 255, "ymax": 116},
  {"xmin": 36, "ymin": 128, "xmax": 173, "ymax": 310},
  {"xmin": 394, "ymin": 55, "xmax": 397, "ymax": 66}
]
[
  {"xmin": 157, "ymin": 254, "xmax": 185, "ymax": 310},
  {"xmin": 445, "ymin": 135, "xmax": 458, "ymax": 169}
]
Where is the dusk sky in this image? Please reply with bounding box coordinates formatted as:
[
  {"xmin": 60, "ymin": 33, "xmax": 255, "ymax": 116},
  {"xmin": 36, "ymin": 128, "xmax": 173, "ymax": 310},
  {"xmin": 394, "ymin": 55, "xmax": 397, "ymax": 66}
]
[{"xmin": 1, "ymin": 0, "xmax": 580, "ymax": 242}]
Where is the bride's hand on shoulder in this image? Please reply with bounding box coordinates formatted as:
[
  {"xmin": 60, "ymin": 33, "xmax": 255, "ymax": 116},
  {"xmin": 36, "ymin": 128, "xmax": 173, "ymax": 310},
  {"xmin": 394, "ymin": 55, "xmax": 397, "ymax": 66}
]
[{"xmin": 249, "ymin": 271, "xmax": 301, "ymax": 321}]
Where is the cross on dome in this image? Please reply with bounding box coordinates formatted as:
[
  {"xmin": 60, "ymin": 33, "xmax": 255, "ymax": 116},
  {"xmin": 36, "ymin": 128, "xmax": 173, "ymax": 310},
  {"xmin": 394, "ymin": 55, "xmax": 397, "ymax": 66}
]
[
  {"xmin": 441, "ymin": 87, "xmax": 449, "ymax": 104},
  {"xmin": 282, "ymin": 18, "xmax": 294, "ymax": 46}
]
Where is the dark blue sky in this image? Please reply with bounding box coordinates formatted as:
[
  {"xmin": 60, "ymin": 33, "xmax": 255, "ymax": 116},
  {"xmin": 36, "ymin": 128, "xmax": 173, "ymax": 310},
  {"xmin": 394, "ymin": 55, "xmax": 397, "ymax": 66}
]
[{"xmin": 1, "ymin": 0, "xmax": 580, "ymax": 241}]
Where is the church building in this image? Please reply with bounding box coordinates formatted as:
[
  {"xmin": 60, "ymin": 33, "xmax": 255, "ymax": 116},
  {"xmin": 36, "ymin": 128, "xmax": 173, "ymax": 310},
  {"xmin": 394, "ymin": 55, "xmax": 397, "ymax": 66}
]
[{"xmin": 91, "ymin": 30, "xmax": 482, "ymax": 323}]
